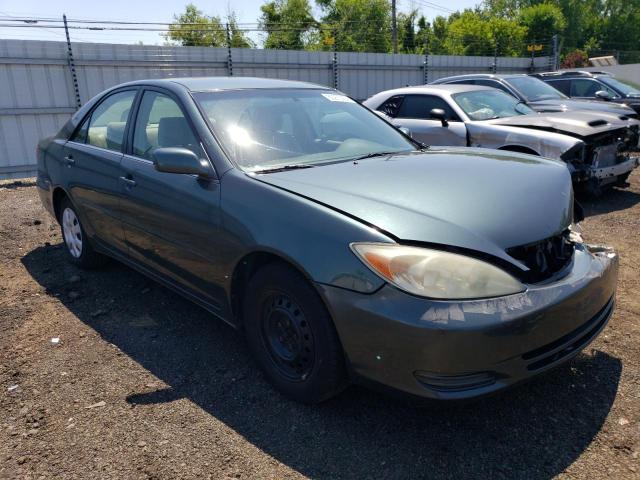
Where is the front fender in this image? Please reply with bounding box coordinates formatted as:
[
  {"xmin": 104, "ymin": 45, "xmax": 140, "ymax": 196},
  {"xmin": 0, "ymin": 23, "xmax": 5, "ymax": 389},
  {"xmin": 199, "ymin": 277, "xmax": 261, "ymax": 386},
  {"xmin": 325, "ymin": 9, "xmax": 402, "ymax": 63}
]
[
  {"xmin": 467, "ymin": 123, "xmax": 584, "ymax": 161},
  {"xmin": 218, "ymin": 169, "xmax": 390, "ymax": 296}
]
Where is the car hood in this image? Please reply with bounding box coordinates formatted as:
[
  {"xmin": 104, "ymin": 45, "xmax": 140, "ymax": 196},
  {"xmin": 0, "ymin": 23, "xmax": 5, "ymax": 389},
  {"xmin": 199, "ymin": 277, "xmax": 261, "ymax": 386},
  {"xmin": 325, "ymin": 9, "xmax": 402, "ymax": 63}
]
[
  {"xmin": 486, "ymin": 110, "xmax": 636, "ymax": 138},
  {"xmin": 529, "ymin": 98, "xmax": 635, "ymax": 117},
  {"xmin": 256, "ymin": 148, "xmax": 573, "ymax": 267}
]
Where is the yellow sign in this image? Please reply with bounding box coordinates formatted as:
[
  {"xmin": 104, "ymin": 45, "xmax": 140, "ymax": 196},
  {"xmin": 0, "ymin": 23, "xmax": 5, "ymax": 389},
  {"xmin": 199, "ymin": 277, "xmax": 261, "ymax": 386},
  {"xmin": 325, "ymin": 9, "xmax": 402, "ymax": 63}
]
[{"xmin": 527, "ymin": 44, "xmax": 544, "ymax": 52}]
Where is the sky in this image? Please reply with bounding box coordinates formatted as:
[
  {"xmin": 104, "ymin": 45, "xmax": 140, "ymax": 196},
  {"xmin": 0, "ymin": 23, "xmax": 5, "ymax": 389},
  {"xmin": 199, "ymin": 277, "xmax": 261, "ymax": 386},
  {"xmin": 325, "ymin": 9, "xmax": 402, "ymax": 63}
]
[{"xmin": 0, "ymin": 0, "xmax": 480, "ymax": 45}]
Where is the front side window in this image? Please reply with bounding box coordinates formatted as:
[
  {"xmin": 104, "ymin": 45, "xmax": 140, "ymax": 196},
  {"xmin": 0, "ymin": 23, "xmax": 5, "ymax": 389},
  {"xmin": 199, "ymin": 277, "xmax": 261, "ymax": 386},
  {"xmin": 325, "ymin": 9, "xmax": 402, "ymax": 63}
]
[
  {"xmin": 193, "ymin": 89, "xmax": 415, "ymax": 172},
  {"xmin": 570, "ymin": 79, "xmax": 617, "ymax": 98},
  {"xmin": 73, "ymin": 90, "xmax": 136, "ymax": 152},
  {"xmin": 133, "ymin": 91, "xmax": 204, "ymax": 160},
  {"xmin": 453, "ymin": 89, "xmax": 534, "ymax": 120},
  {"xmin": 599, "ymin": 76, "xmax": 640, "ymax": 97},
  {"xmin": 507, "ymin": 76, "xmax": 566, "ymax": 101},
  {"xmin": 396, "ymin": 95, "xmax": 459, "ymax": 120}
]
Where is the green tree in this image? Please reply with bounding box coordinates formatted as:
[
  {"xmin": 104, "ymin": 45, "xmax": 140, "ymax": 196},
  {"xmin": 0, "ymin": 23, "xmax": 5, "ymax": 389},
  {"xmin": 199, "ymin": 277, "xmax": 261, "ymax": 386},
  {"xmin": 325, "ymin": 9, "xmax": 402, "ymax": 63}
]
[
  {"xmin": 166, "ymin": 4, "xmax": 253, "ymax": 48},
  {"xmin": 445, "ymin": 10, "xmax": 526, "ymax": 56},
  {"xmin": 518, "ymin": 3, "xmax": 566, "ymax": 46},
  {"xmin": 429, "ymin": 16, "xmax": 449, "ymax": 54},
  {"xmin": 317, "ymin": 0, "xmax": 392, "ymax": 53},
  {"xmin": 398, "ymin": 11, "xmax": 417, "ymax": 53},
  {"xmin": 260, "ymin": 0, "xmax": 317, "ymax": 50}
]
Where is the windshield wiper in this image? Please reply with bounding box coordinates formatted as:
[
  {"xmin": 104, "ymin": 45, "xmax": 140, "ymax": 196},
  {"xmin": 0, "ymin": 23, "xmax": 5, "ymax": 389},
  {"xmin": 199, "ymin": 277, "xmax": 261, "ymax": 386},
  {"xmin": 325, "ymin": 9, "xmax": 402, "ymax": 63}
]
[
  {"xmin": 351, "ymin": 151, "xmax": 405, "ymax": 161},
  {"xmin": 251, "ymin": 164, "xmax": 315, "ymax": 174}
]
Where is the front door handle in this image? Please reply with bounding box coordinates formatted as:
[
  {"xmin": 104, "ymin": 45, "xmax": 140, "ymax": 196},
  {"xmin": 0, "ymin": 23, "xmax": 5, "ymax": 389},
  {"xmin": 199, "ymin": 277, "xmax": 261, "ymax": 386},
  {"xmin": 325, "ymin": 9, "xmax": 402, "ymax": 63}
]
[
  {"xmin": 63, "ymin": 155, "xmax": 75, "ymax": 167},
  {"xmin": 119, "ymin": 176, "xmax": 137, "ymax": 188}
]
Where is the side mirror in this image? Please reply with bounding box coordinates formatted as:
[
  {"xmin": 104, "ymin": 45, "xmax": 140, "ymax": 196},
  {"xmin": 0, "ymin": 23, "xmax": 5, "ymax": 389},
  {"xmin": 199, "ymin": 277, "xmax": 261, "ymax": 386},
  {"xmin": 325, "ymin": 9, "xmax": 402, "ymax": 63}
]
[
  {"xmin": 152, "ymin": 147, "xmax": 215, "ymax": 179},
  {"xmin": 398, "ymin": 126, "xmax": 412, "ymax": 138},
  {"xmin": 595, "ymin": 90, "xmax": 613, "ymax": 101},
  {"xmin": 430, "ymin": 108, "xmax": 449, "ymax": 127}
]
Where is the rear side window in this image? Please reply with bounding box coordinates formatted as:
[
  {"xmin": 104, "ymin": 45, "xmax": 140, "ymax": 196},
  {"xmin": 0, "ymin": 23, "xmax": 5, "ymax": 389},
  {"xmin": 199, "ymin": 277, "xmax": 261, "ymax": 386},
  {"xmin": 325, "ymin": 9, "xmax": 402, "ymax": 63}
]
[
  {"xmin": 72, "ymin": 90, "xmax": 136, "ymax": 152},
  {"xmin": 546, "ymin": 79, "xmax": 571, "ymax": 95},
  {"xmin": 378, "ymin": 95, "xmax": 405, "ymax": 117},
  {"xmin": 396, "ymin": 95, "xmax": 459, "ymax": 121},
  {"xmin": 132, "ymin": 91, "xmax": 203, "ymax": 160}
]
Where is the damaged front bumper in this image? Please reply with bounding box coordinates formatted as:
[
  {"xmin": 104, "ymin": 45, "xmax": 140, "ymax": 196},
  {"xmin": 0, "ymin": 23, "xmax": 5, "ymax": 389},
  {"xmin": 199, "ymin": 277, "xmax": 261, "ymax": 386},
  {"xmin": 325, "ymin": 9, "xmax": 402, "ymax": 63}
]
[
  {"xmin": 592, "ymin": 155, "xmax": 639, "ymax": 181},
  {"xmin": 319, "ymin": 244, "xmax": 618, "ymax": 400}
]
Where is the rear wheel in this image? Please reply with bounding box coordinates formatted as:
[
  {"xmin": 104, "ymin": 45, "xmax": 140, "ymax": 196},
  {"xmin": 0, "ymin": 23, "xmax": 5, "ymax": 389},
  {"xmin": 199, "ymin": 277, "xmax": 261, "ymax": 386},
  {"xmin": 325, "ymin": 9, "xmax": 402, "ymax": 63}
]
[
  {"xmin": 244, "ymin": 263, "xmax": 347, "ymax": 403},
  {"xmin": 59, "ymin": 197, "xmax": 107, "ymax": 269}
]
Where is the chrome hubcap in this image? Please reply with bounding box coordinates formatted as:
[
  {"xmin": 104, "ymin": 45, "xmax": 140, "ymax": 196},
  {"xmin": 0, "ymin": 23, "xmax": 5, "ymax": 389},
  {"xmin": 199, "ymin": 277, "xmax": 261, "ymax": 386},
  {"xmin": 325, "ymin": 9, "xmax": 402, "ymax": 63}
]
[{"xmin": 62, "ymin": 207, "xmax": 82, "ymax": 258}]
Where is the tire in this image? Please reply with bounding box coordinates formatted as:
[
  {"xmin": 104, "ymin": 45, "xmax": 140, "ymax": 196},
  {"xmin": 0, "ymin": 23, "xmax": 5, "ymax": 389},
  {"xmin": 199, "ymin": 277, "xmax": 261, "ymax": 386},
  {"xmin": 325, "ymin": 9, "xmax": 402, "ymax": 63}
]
[
  {"xmin": 59, "ymin": 197, "xmax": 107, "ymax": 269},
  {"xmin": 615, "ymin": 172, "xmax": 631, "ymax": 187},
  {"xmin": 243, "ymin": 263, "xmax": 348, "ymax": 403}
]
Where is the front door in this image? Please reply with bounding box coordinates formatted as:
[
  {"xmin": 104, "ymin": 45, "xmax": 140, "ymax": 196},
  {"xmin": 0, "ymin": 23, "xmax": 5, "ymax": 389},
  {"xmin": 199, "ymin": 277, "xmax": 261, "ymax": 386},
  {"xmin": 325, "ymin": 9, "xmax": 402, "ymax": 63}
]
[
  {"xmin": 118, "ymin": 89, "xmax": 225, "ymax": 312},
  {"xmin": 391, "ymin": 94, "xmax": 467, "ymax": 146},
  {"xmin": 62, "ymin": 89, "xmax": 137, "ymax": 253}
]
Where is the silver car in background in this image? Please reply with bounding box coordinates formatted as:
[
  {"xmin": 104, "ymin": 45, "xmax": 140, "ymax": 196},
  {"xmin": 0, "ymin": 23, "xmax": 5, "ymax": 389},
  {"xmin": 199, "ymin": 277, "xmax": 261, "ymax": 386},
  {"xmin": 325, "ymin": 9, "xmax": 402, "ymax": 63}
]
[{"xmin": 364, "ymin": 85, "xmax": 640, "ymax": 195}]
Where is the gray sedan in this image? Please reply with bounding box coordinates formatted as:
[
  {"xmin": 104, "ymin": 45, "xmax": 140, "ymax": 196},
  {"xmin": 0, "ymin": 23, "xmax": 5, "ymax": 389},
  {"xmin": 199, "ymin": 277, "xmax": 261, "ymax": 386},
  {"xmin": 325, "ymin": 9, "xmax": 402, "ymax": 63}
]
[
  {"xmin": 37, "ymin": 77, "xmax": 617, "ymax": 402},
  {"xmin": 364, "ymin": 84, "xmax": 640, "ymax": 195}
]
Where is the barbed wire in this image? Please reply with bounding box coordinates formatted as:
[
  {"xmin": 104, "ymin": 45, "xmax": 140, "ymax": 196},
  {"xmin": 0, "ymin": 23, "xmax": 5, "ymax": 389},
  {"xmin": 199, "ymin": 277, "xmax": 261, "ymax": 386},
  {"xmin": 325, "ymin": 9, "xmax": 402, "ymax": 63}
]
[{"xmin": 0, "ymin": 14, "xmax": 569, "ymax": 58}]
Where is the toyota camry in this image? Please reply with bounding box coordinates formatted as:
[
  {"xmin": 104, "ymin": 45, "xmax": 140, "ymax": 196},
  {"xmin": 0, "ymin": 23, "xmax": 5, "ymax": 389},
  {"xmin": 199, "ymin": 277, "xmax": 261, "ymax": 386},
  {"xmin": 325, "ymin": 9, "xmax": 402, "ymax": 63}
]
[{"xmin": 36, "ymin": 77, "xmax": 618, "ymax": 402}]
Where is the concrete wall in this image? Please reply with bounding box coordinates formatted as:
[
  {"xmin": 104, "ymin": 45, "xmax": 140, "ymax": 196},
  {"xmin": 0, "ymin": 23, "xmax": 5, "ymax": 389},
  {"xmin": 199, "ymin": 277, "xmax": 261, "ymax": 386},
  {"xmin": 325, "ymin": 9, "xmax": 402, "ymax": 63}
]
[{"xmin": 0, "ymin": 39, "xmax": 551, "ymax": 179}]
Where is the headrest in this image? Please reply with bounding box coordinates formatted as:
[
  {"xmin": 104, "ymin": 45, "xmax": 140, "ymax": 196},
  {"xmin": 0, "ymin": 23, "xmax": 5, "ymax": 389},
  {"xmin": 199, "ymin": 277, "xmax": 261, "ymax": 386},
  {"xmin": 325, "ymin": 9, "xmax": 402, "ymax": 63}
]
[
  {"xmin": 158, "ymin": 117, "xmax": 193, "ymax": 148},
  {"xmin": 106, "ymin": 122, "xmax": 126, "ymax": 150}
]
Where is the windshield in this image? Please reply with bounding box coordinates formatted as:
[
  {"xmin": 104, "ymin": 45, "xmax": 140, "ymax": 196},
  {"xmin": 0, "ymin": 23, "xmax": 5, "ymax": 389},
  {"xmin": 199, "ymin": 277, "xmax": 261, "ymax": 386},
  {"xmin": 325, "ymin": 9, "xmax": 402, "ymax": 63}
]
[
  {"xmin": 599, "ymin": 76, "xmax": 640, "ymax": 97},
  {"xmin": 508, "ymin": 76, "xmax": 567, "ymax": 101},
  {"xmin": 453, "ymin": 90, "xmax": 534, "ymax": 120},
  {"xmin": 193, "ymin": 89, "xmax": 415, "ymax": 172}
]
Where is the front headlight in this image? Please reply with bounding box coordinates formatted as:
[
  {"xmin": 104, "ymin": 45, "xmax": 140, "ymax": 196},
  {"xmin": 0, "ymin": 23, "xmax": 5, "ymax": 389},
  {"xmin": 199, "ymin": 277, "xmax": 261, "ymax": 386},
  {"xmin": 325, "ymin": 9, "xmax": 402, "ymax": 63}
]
[{"xmin": 351, "ymin": 243, "xmax": 525, "ymax": 300}]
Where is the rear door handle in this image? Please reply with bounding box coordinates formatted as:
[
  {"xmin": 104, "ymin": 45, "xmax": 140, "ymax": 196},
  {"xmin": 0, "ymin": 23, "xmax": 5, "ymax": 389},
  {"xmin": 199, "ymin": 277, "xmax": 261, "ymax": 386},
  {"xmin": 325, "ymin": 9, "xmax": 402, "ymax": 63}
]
[
  {"xmin": 119, "ymin": 176, "xmax": 137, "ymax": 188},
  {"xmin": 63, "ymin": 155, "xmax": 75, "ymax": 167}
]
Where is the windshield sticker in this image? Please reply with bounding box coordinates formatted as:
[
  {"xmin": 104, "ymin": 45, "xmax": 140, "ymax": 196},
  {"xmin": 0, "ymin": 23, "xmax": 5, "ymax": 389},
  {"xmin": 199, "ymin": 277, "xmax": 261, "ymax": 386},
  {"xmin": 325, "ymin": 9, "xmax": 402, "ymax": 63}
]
[{"xmin": 322, "ymin": 93, "xmax": 354, "ymax": 103}]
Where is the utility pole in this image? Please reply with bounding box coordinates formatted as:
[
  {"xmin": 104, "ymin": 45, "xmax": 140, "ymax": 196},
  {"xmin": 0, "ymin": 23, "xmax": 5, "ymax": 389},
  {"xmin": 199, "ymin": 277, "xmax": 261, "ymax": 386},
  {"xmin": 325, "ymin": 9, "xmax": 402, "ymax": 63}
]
[
  {"xmin": 63, "ymin": 14, "xmax": 82, "ymax": 109},
  {"xmin": 391, "ymin": 0, "xmax": 398, "ymax": 54}
]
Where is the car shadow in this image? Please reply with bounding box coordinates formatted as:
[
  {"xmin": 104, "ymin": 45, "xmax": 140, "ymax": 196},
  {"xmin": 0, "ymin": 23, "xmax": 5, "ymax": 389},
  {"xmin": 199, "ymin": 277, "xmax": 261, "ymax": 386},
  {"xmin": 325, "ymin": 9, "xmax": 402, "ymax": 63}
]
[
  {"xmin": 577, "ymin": 186, "xmax": 640, "ymax": 217},
  {"xmin": 22, "ymin": 244, "xmax": 622, "ymax": 480}
]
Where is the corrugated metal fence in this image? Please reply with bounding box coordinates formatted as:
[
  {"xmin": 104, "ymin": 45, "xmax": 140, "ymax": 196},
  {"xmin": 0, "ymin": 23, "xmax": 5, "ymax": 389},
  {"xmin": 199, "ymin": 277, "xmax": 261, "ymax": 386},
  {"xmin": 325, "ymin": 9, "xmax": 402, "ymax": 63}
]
[{"xmin": 0, "ymin": 39, "xmax": 550, "ymax": 179}]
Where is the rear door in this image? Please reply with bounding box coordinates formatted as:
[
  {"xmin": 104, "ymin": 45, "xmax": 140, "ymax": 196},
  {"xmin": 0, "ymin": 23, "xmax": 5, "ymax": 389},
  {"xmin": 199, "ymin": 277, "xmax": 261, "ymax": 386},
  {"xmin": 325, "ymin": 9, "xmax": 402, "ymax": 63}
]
[
  {"xmin": 392, "ymin": 94, "xmax": 467, "ymax": 146},
  {"xmin": 61, "ymin": 89, "xmax": 138, "ymax": 253},
  {"xmin": 118, "ymin": 88, "xmax": 226, "ymax": 311}
]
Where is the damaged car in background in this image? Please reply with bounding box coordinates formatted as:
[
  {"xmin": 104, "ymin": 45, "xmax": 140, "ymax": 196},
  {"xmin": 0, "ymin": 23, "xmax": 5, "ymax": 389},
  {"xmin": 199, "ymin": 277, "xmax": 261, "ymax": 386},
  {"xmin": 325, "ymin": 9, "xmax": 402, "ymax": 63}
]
[{"xmin": 364, "ymin": 84, "xmax": 640, "ymax": 195}]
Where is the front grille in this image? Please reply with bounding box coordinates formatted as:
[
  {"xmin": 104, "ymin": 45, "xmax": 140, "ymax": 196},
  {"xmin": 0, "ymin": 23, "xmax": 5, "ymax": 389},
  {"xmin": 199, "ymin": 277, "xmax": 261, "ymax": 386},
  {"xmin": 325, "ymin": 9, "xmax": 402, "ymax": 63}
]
[
  {"xmin": 506, "ymin": 231, "xmax": 575, "ymax": 283},
  {"xmin": 522, "ymin": 297, "xmax": 613, "ymax": 371}
]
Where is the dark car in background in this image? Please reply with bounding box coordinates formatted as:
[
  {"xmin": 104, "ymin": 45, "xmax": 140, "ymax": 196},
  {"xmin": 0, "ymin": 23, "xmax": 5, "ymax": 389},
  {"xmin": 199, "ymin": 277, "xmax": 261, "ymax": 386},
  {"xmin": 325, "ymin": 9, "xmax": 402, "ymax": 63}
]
[
  {"xmin": 431, "ymin": 73, "xmax": 638, "ymax": 118},
  {"xmin": 36, "ymin": 77, "xmax": 618, "ymax": 403},
  {"xmin": 533, "ymin": 71, "xmax": 640, "ymax": 115}
]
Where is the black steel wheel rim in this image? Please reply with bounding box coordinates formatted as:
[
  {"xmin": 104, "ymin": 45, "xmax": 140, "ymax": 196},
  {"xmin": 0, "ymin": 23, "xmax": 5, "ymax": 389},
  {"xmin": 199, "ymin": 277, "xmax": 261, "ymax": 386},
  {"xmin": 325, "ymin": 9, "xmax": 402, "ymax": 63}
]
[{"xmin": 261, "ymin": 292, "xmax": 315, "ymax": 381}]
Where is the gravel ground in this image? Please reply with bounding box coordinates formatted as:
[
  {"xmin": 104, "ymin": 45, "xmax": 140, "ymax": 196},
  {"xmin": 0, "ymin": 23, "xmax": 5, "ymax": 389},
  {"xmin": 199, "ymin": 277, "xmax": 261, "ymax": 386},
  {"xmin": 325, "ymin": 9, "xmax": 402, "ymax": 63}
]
[{"xmin": 0, "ymin": 175, "xmax": 639, "ymax": 480}]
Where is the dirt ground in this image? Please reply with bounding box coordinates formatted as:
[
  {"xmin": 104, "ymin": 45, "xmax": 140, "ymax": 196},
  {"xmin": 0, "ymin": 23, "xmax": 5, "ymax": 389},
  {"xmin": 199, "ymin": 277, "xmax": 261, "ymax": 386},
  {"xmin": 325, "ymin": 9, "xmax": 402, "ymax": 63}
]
[{"xmin": 0, "ymin": 173, "xmax": 639, "ymax": 480}]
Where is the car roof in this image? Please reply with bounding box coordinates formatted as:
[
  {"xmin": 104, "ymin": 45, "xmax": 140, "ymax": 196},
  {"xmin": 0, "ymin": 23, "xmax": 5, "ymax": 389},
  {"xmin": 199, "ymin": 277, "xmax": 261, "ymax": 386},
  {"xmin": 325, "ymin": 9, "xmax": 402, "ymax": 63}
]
[
  {"xmin": 370, "ymin": 84, "xmax": 495, "ymax": 98},
  {"xmin": 534, "ymin": 71, "xmax": 612, "ymax": 78},
  {"xmin": 432, "ymin": 73, "xmax": 528, "ymax": 83},
  {"xmin": 115, "ymin": 76, "xmax": 330, "ymax": 92}
]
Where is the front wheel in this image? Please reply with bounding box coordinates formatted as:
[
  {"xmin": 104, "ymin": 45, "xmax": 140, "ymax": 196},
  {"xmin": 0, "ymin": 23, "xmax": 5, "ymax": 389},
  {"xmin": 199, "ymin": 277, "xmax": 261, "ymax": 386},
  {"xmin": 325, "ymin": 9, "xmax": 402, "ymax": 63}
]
[
  {"xmin": 59, "ymin": 197, "xmax": 107, "ymax": 269},
  {"xmin": 243, "ymin": 263, "xmax": 348, "ymax": 403}
]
